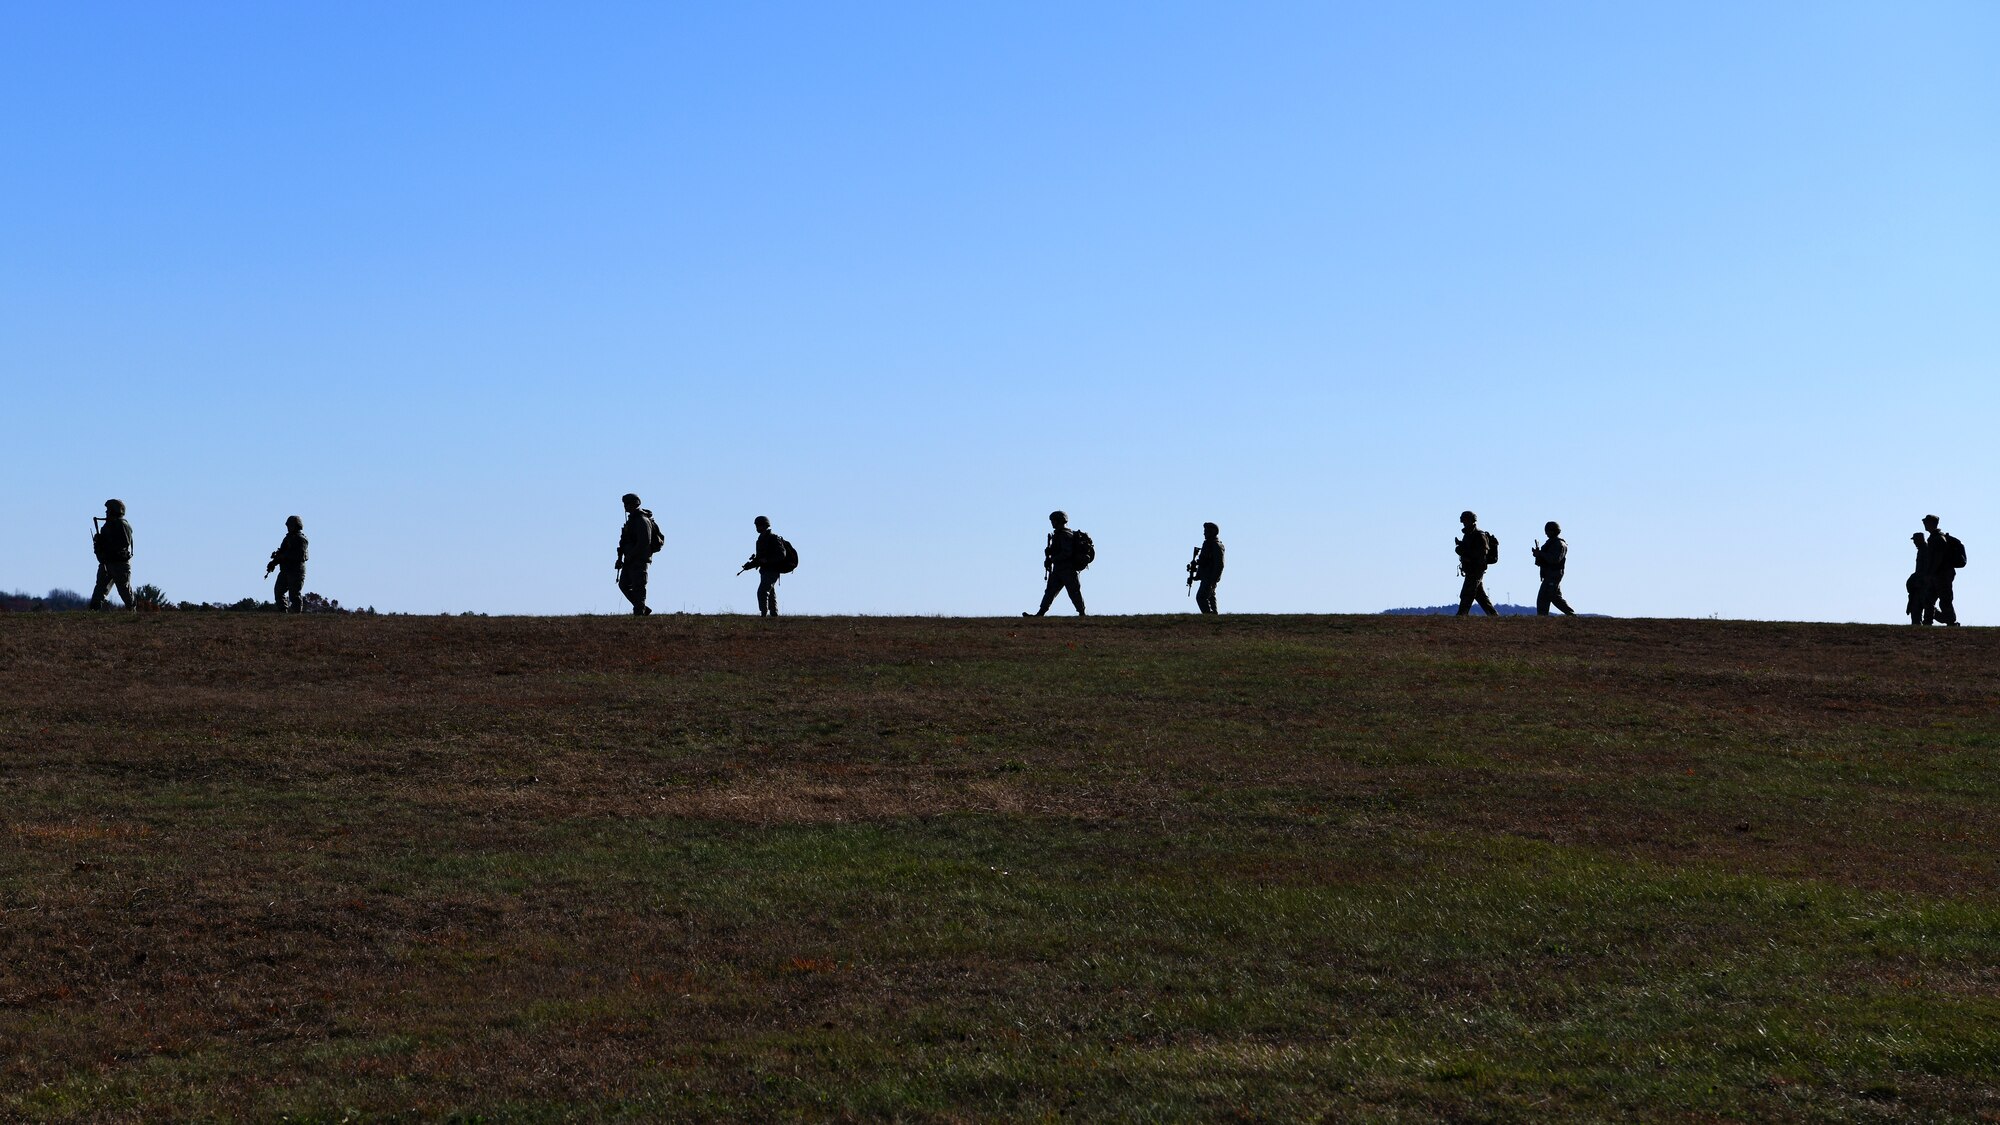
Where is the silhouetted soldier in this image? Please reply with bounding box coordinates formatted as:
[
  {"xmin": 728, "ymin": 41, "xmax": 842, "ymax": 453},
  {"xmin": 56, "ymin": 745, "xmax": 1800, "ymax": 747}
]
[
  {"xmin": 742, "ymin": 515, "xmax": 785, "ymax": 617},
  {"xmin": 264, "ymin": 515, "xmax": 309, "ymax": 613},
  {"xmin": 615, "ymin": 493, "xmax": 663, "ymax": 616},
  {"xmin": 1530, "ymin": 520, "xmax": 1574, "ymax": 616},
  {"xmin": 1906, "ymin": 532, "xmax": 1932, "ymax": 626},
  {"xmin": 1923, "ymin": 514, "xmax": 1964, "ymax": 626},
  {"xmin": 1454, "ymin": 510, "xmax": 1497, "ymax": 616},
  {"xmin": 1025, "ymin": 510, "xmax": 1089, "ymax": 617},
  {"xmin": 1188, "ymin": 522, "xmax": 1224, "ymax": 614},
  {"xmin": 89, "ymin": 499, "xmax": 135, "ymax": 611}
]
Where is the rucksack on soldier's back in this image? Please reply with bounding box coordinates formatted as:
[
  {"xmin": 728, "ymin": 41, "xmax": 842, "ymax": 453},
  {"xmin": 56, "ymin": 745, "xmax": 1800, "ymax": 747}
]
[
  {"xmin": 1485, "ymin": 531, "xmax": 1499, "ymax": 566},
  {"xmin": 1946, "ymin": 534, "xmax": 1967, "ymax": 569},
  {"xmin": 646, "ymin": 516, "xmax": 665, "ymax": 558},
  {"xmin": 777, "ymin": 537, "xmax": 799, "ymax": 574},
  {"xmin": 1071, "ymin": 530, "xmax": 1096, "ymax": 571}
]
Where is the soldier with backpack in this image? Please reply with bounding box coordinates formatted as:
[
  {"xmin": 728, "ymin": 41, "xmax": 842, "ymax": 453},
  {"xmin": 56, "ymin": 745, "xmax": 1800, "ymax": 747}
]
[
  {"xmin": 739, "ymin": 515, "xmax": 797, "ymax": 617},
  {"xmin": 615, "ymin": 492, "xmax": 664, "ymax": 616},
  {"xmin": 1530, "ymin": 520, "xmax": 1575, "ymax": 616},
  {"xmin": 1454, "ymin": 510, "xmax": 1498, "ymax": 616},
  {"xmin": 1187, "ymin": 522, "xmax": 1224, "ymax": 614},
  {"xmin": 1922, "ymin": 514, "xmax": 1966, "ymax": 626},
  {"xmin": 1025, "ymin": 510, "xmax": 1091, "ymax": 617},
  {"xmin": 88, "ymin": 498, "xmax": 135, "ymax": 611}
]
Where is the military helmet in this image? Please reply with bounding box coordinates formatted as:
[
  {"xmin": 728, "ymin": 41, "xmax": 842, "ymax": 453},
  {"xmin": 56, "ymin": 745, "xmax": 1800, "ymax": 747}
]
[
  {"xmin": 754, "ymin": 515, "xmax": 770, "ymax": 530},
  {"xmin": 1460, "ymin": 510, "xmax": 1477, "ymax": 524},
  {"xmin": 104, "ymin": 499, "xmax": 125, "ymax": 516},
  {"xmin": 1545, "ymin": 520, "xmax": 1561, "ymax": 536},
  {"xmin": 622, "ymin": 493, "xmax": 641, "ymax": 509},
  {"xmin": 1924, "ymin": 514, "xmax": 1941, "ymax": 528},
  {"xmin": 286, "ymin": 515, "xmax": 303, "ymax": 530},
  {"xmin": 1049, "ymin": 510, "xmax": 1067, "ymax": 524},
  {"xmin": 1203, "ymin": 522, "xmax": 1219, "ymax": 536}
]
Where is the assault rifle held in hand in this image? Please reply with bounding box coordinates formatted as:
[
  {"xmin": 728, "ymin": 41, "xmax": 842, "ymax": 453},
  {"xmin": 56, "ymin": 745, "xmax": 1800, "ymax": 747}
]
[{"xmin": 1186, "ymin": 546, "xmax": 1201, "ymax": 595}]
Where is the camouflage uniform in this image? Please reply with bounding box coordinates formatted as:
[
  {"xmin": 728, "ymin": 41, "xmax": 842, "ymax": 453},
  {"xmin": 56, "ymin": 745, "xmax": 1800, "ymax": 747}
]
[
  {"xmin": 1532, "ymin": 536, "xmax": 1573, "ymax": 616},
  {"xmin": 271, "ymin": 528, "xmax": 309, "ymax": 613},
  {"xmin": 1192, "ymin": 534, "xmax": 1225, "ymax": 615},
  {"xmin": 1036, "ymin": 528, "xmax": 1087, "ymax": 616},
  {"xmin": 1455, "ymin": 527, "xmax": 1496, "ymax": 616},
  {"xmin": 1907, "ymin": 536, "xmax": 1933, "ymax": 625},
  {"xmin": 617, "ymin": 507, "xmax": 657, "ymax": 615},
  {"xmin": 753, "ymin": 528, "xmax": 784, "ymax": 617},
  {"xmin": 1925, "ymin": 528, "xmax": 1959, "ymax": 625},
  {"xmin": 90, "ymin": 516, "xmax": 135, "ymax": 610}
]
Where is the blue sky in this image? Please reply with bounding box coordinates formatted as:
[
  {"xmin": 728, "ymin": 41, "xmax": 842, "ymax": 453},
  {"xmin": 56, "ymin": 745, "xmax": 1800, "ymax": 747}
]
[{"xmin": 4, "ymin": 2, "xmax": 1995, "ymax": 619}]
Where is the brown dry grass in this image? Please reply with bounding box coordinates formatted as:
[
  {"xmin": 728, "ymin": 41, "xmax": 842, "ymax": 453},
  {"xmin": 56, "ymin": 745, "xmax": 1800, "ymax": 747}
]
[{"xmin": 2, "ymin": 612, "xmax": 1998, "ymax": 1121}]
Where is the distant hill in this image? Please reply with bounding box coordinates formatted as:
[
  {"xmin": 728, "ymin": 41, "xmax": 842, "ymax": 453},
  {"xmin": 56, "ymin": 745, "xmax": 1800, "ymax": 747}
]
[{"xmin": 1381, "ymin": 604, "xmax": 1608, "ymax": 617}]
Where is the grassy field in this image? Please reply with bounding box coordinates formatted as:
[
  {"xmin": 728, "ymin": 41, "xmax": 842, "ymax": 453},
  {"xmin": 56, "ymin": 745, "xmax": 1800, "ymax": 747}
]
[{"xmin": 2, "ymin": 612, "xmax": 1998, "ymax": 1122}]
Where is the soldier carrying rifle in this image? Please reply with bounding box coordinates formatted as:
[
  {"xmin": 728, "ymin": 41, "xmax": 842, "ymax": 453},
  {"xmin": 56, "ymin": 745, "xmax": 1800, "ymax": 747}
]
[
  {"xmin": 89, "ymin": 499, "xmax": 135, "ymax": 611},
  {"xmin": 1187, "ymin": 521, "xmax": 1224, "ymax": 614},
  {"xmin": 264, "ymin": 515, "xmax": 309, "ymax": 613}
]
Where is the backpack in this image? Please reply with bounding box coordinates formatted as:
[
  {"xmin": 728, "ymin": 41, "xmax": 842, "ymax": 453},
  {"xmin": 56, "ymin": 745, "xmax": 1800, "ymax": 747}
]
[
  {"xmin": 1070, "ymin": 530, "xmax": 1096, "ymax": 571},
  {"xmin": 776, "ymin": 536, "xmax": 799, "ymax": 574},
  {"xmin": 1946, "ymin": 534, "xmax": 1967, "ymax": 570},
  {"xmin": 1484, "ymin": 531, "xmax": 1499, "ymax": 566},
  {"xmin": 646, "ymin": 517, "xmax": 665, "ymax": 558}
]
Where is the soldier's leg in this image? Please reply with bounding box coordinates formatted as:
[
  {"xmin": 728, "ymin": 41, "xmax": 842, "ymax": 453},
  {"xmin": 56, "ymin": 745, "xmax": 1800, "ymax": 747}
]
[
  {"xmin": 90, "ymin": 565, "xmax": 112, "ymax": 610},
  {"xmin": 1064, "ymin": 571, "xmax": 1086, "ymax": 615},
  {"xmin": 113, "ymin": 567, "xmax": 135, "ymax": 609},
  {"xmin": 1035, "ymin": 573, "xmax": 1062, "ymax": 615},
  {"xmin": 1541, "ymin": 580, "xmax": 1573, "ymax": 615},
  {"xmin": 1936, "ymin": 578, "xmax": 1957, "ymax": 625},
  {"xmin": 758, "ymin": 574, "xmax": 778, "ymax": 616},
  {"xmin": 1474, "ymin": 575, "xmax": 1496, "ymax": 615},
  {"xmin": 1457, "ymin": 574, "xmax": 1478, "ymax": 615},
  {"xmin": 1197, "ymin": 579, "xmax": 1218, "ymax": 614},
  {"xmin": 618, "ymin": 568, "xmax": 649, "ymax": 614}
]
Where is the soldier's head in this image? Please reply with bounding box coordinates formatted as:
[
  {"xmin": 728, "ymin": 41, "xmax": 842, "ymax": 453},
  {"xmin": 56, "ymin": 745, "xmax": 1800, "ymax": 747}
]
[
  {"xmin": 1914, "ymin": 532, "xmax": 1927, "ymax": 545},
  {"xmin": 1049, "ymin": 510, "xmax": 1067, "ymax": 528},
  {"xmin": 1924, "ymin": 514, "xmax": 1940, "ymax": 530},
  {"xmin": 622, "ymin": 493, "xmax": 641, "ymax": 512},
  {"xmin": 754, "ymin": 516, "xmax": 770, "ymax": 531},
  {"xmin": 1203, "ymin": 522, "xmax": 1219, "ymax": 538},
  {"xmin": 1545, "ymin": 521, "xmax": 1561, "ymax": 538},
  {"xmin": 104, "ymin": 499, "xmax": 125, "ymax": 516},
  {"xmin": 1460, "ymin": 510, "xmax": 1477, "ymax": 528},
  {"xmin": 286, "ymin": 515, "xmax": 303, "ymax": 531}
]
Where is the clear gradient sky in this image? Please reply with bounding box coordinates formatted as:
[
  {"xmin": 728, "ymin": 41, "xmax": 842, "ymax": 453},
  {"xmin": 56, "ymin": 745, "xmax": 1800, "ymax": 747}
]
[{"xmin": 4, "ymin": 3, "xmax": 1995, "ymax": 619}]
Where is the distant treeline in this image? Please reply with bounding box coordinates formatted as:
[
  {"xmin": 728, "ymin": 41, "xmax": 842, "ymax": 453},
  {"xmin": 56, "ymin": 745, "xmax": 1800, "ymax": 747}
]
[{"xmin": 2, "ymin": 588, "xmax": 371, "ymax": 614}]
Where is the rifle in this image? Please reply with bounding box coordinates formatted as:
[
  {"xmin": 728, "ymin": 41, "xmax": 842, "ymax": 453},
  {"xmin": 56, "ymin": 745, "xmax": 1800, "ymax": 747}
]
[
  {"xmin": 1186, "ymin": 546, "xmax": 1201, "ymax": 595},
  {"xmin": 736, "ymin": 555, "xmax": 758, "ymax": 576}
]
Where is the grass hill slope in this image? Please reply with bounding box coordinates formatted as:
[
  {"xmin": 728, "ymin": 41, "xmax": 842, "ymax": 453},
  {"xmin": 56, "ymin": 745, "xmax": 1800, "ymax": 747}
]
[{"xmin": 3, "ymin": 613, "xmax": 1998, "ymax": 1121}]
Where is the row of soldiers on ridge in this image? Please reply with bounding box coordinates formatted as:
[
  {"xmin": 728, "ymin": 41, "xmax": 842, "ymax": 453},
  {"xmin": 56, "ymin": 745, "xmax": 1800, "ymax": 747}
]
[{"xmin": 81, "ymin": 496, "xmax": 1966, "ymax": 622}]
